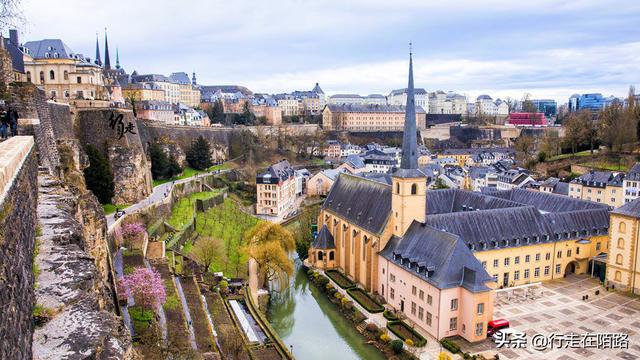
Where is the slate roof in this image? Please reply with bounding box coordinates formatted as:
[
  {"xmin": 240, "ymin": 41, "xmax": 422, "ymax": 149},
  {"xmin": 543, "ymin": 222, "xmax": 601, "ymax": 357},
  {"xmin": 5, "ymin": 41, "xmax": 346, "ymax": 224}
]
[
  {"xmin": 571, "ymin": 170, "xmax": 624, "ymax": 188},
  {"xmin": 313, "ymin": 225, "xmax": 335, "ymax": 249},
  {"xmin": 487, "ymin": 188, "xmax": 607, "ymax": 213},
  {"xmin": 343, "ymin": 155, "xmax": 365, "ymax": 169},
  {"xmin": 23, "ymin": 39, "xmax": 75, "ymax": 59},
  {"xmin": 322, "ymin": 174, "xmax": 391, "ymax": 234},
  {"xmin": 2, "ymin": 36, "xmax": 24, "ymax": 73},
  {"xmin": 611, "ymin": 198, "xmax": 640, "ymax": 218},
  {"xmin": 626, "ymin": 163, "xmax": 640, "ymax": 181},
  {"xmin": 389, "ymin": 88, "xmax": 427, "ymax": 95},
  {"xmin": 199, "ymin": 85, "xmax": 253, "ymax": 96},
  {"xmin": 380, "ymin": 222, "xmax": 492, "ymax": 292},
  {"xmin": 169, "ymin": 72, "xmax": 191, "ymax": 85},
  {"xmin": 312, "ymin": 83, "xmax": 324, "ymax": 94},
  {"xmin": 326, "ymin": 103, "xmax": 426, "ymax": 114},
  {"xmin": 256, "ymin": 160, "xmax": 295, "ymax": 184},
  {"xmin": 356, "ymin": 172, "xmax": 393, "ymax": 185}
]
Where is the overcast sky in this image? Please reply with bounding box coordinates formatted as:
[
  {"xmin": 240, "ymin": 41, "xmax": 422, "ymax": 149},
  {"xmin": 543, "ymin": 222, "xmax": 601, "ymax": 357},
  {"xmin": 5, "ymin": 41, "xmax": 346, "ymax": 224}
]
[{"xmin": 16, "ymin": 0, "xmax": 640, "ymax": 103}]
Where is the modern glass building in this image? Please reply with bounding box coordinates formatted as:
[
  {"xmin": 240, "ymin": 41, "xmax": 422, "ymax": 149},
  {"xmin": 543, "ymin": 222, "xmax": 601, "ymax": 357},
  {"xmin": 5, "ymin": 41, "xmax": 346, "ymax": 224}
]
[
  {"xmin": 568, "ymin": 93, "xmax": 622, "ymax": 112},
  {"xmin": 531, "ymin": 99, "xmax": 557, "ymax": 117}
]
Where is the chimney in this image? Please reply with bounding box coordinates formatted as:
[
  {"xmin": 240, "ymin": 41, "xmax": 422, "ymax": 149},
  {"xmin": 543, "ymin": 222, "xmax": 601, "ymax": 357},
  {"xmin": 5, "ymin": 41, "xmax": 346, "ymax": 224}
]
[{"xmin": 9, "ymin": 29, "xmax": 18, "ymax": 46}]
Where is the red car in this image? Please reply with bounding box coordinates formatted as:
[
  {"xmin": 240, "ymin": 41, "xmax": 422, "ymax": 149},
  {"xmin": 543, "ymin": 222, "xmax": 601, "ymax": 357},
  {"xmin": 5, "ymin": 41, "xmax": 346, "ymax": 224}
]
[{"xmin": 487, "ymin": 319, "xmax": 509, "ymax": 337}]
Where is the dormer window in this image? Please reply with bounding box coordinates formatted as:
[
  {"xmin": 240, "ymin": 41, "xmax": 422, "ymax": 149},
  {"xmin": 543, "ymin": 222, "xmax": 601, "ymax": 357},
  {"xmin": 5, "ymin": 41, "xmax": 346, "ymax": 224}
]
[
  {"xmin": 503, "ymin": 240, "xmax": 509, "ymax": 247},
  {"xmin": 492, "ymin": 240, "xmax": 498, "ymax": 248}
]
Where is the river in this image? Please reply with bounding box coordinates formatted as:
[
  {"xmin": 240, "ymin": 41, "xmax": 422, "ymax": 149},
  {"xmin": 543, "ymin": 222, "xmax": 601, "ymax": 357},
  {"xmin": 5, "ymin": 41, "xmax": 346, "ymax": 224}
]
[{"xmin": 267, "ymin": 261, "xmax": 386, "ymax": 360}]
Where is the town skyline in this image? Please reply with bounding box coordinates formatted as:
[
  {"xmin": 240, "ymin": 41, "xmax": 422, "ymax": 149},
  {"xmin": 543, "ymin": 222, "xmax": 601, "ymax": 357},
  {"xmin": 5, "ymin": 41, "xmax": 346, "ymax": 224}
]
[{"xmin": 16, "ymin": 0, "xmax": 640, "ymax": 103}]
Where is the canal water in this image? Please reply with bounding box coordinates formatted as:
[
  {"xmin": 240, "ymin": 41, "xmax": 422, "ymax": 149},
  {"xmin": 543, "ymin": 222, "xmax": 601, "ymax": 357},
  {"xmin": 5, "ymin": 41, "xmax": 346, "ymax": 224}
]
[{"xmin": 267, "ymin": 261, "xmax": 385, "ymax": 360}]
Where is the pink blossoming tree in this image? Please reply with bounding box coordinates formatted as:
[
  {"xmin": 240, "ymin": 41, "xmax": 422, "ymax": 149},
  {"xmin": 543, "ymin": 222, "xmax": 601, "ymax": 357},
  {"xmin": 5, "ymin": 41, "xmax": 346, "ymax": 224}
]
[
  {"xmin": 117, "ymin": 267, "xmax": 166, "ymax": 316},
  {"xmin": 121, "ymin": 222, "xmax": 146, "ymax": 247}
]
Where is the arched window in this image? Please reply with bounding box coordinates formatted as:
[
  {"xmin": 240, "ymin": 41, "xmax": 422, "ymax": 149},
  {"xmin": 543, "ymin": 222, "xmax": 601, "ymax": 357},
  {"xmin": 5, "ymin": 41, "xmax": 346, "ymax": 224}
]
[
  {"xmin": 618, "ymin": 238, "xmax": 625, "ymax": 249},
  {"xmin": 49, "ymin": 70, "xmax": 55, "ymax": 80},
  {"xmin": 396, "ymin": 182, "xmax": 400, "ymax": 194},
  {"xmin": 616, "ymin": 254, "xmax": 623, "ymax": 265},
  {"xmin": 363, "ymin": 237, "xmax": 368, "ymax": 261},
  {"xmin": 39, "ymin": 71, "xmax": 45, "ymax": 84},
  {"xmin": 318, "ymin": 251, "xmax": 324, "ymax": 261},
  {"xmin": 619, "ymin": 222, "xmax": 626, "ymax": 233},
  {"xmin": 411, "ymin": 183, "xmax": 417, "ymax": 195},
  {"xmin": 26, "ymin": 71, "xmax": 31, "ymax": 82},
  {"xmin": 329, "ymin": 251, "xmax": 334, "ymax": 261},
  {"xmin": 615, "ymin": 271, "xmax": 621, "ymax": 282},
  {"xmin": 63, "ymin": 70, "xmax": 68, "ymax": 80}
]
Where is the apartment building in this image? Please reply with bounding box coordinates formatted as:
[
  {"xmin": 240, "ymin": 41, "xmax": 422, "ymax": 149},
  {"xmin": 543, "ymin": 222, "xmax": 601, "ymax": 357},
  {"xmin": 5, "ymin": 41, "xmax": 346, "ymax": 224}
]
[
  {"xmin": 569, "ymin": 170, "xmax": 625, "ymax": 207},
  {"xmin": 322, "ymin": 103, "xmax": 426, "ymax": 132},
  {"xmin": 256, "ymin": 160, "xmax": 297, "ymax": 217}
]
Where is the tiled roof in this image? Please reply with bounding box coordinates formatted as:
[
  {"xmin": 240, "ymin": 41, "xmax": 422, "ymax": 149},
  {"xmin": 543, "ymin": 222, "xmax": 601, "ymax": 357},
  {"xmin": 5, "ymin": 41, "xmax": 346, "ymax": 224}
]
[
  {"xmin": 380, "ymin": 222, "xmax": 492, "ymax": 292},
  {"xmin": 322, "ymin": 174, "xmax": 391, "ymax": 235}
]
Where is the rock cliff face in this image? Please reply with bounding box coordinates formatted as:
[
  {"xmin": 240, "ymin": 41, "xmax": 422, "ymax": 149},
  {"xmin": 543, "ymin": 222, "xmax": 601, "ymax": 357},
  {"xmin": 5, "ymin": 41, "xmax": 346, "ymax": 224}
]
[
  {"xmin": 75, "ymin": 109, "xmax": 153, "ymax": 205},
  {"xmin": 33, "ymin": 175, "xmax": 133, "ymax": 359}
]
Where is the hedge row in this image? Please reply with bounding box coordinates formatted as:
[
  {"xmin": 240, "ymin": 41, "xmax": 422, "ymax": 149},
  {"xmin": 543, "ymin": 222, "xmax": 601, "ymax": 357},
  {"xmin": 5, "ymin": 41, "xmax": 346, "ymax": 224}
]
[
  {"xmin": 386, "ymin": 320, "xmax": 427, "ymax": 347},
  {"xmin": 347, "ymin": 288, "xmax": 384, "ymax": 313},
  {"xmin": 440, "ymin": 338, "xmax": 460, "ymax": 353},
  {"xmin": 325, "ymin": 269, "xmax": 356, "ymax": 289}
]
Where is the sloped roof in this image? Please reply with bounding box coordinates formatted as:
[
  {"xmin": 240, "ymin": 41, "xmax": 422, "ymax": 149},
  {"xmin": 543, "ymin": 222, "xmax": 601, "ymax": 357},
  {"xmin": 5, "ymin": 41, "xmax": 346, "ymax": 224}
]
[
  {"xmin": 488, "ymin": 188, "xmax": 607, "ymax": 213},
  {"xmin": 313, "ymin": 225, "xmax": 335, "ymax": 249},
  {"xmin": 571, "ymin": 170, "xmax": 624, "ymax": 187},
  {"xmin": 169, "ymin": 72, "xmax": 191, "ymax": 85},
  {"xmin": 611, "ymin": 197, "xmax": 640, "ymax": 218},
  {"xmin": 357, "ymin": 172, "xmax": 393, "ymax": 185},
  {"xmin": 426, "ymin": 189, "xmax": 523, "ymax": 215},
  {"xmin": 23, "ymin": 39, "xmax": 75, "ymax": 60},
  {"xmin": 343, "ymin": 155, "xmax": 365, "ymax": 169},
  {"xmin": 312, "ymin": 83, "xmax": 324, "ymax": 94},
  {"xmin": 627, "ymin": 163, "xmax": 640, "ymax": 181},
  {"xmin": 322, "ymin": 174, "xmax": 391, "ymax": 234},
  {"xmin": 380, "ymin": 222, "xmax": 492, "ymax": 292},
  {"xmin": 200, "ymin": 85, "xmax": 253, "ymax": 96}
]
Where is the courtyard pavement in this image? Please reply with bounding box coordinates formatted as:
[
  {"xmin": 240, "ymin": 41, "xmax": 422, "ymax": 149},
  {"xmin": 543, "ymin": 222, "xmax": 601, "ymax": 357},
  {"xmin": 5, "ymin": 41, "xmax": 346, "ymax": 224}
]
[{"xmin": 457, "ymin": 274, "xmax": 640, "ymax": 360}]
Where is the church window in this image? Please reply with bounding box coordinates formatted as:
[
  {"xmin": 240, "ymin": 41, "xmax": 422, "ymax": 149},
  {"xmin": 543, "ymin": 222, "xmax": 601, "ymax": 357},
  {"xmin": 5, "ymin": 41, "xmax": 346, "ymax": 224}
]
[
  {"xmin": 49, "ymin": 70, "xmax": 55, "ymax": 80},
  {"xmin": 396, "ymin": 183, "xmax": 400, "ymax": 194},
  {"xmin": 616, "ymin": 254, "xmax": 623, "ymax": 265},
  {"xmin": 618, "ymin": 238, "xmax": 624, "ymax": 249},
  {"xmin": 63, "ymin": 70, "xmax": 68, "ymax": 80},
  {"xmin": 411, "ymin": 183, "xmax": 417, "ymax": 195},
  {"xmin": 39, "ymin": 71, "xmax": 45, "ymax": 84}
]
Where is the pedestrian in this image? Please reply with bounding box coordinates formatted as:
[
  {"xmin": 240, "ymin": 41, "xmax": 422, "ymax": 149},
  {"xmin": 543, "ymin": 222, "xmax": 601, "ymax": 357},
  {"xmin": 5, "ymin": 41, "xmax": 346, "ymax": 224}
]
[
  {"xmin": 0, "ymin": 106, "xmax": 8, "ymax": 139},
  {"xmin": 8, "ymin": 107, "xmax": 18, "ymax": 137}
]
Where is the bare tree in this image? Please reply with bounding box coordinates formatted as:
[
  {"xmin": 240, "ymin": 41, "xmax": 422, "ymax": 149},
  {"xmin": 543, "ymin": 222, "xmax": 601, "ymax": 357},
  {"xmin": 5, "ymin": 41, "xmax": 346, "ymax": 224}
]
[
  {"xmin": 0, "ymin": 0, "xmax": 24, "ymax": 32},
  {"xmin": 192, "ymin": 236, "xmax": 224, "ymax": 273}
]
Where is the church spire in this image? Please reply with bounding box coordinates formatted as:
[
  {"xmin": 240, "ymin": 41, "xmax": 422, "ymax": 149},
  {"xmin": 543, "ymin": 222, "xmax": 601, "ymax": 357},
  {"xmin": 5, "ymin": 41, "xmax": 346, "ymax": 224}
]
[
  {"xmin": 104, "ymin": 28, "xmax": 111, "ymax": 70},
  {"xmin": 115, "ymin": 47, "xmax": 120, "ymax": 69},
  {"xmin": 399, "ymin": 43, "xmax": 418, "ymax": 170},
  {"xmin": 94, "ymin": 33, "xmax": 102, "ymax": 66}
]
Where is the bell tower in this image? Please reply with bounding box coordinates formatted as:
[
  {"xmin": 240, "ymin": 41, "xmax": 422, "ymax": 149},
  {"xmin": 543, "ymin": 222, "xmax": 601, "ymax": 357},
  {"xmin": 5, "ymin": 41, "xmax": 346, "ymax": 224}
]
[{"xmin": 391, "ymin": 45, "xmax": 426, "ymax": 237}]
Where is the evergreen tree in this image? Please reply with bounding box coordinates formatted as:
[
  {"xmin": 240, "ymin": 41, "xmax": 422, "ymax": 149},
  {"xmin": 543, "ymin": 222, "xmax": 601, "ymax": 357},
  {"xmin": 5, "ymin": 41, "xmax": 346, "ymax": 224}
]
[
  {"xmin": 84, "ymin": 144, "xmax": 115, "ymax": 204},
  {"xmin": 186, "ymin": 136, "xmax": 213, "ymax": 170},
  {"xmin": 212, "ymin": 99, "xmax": 225, "ymax": 123},
  {"xmin": 149, "ymin": 142, "xmax": 169, "ymax": 179},
  {"xmin": 167, "ymin": 154, "xmax": 183, "ymax": 177}
]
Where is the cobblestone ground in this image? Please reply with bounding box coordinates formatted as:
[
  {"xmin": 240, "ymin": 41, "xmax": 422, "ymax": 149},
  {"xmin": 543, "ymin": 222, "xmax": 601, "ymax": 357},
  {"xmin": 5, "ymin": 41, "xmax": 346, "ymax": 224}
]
[{"xmin": 458, "ymin": 274, "xmax": 640, "ymax": 360}]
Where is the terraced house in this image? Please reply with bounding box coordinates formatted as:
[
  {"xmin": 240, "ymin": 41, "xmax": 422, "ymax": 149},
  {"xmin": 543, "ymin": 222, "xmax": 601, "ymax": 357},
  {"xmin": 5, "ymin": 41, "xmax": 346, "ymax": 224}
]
[
  {"xmin": 308, "ymin": 54, "xmax": 614, "ymax": 343},
  {"xmin": 569, "ymin": 170, "xmax": 625, "ymax": 207}
]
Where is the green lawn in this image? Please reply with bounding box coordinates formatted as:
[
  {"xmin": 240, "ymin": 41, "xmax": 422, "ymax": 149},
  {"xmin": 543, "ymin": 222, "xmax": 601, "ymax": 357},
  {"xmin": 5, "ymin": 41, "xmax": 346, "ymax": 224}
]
[
  {"xmin": 192, "ymin": 199, "xmax": 260, "ymax": 278},
  {"xmin": 166, "ymin": 191, "xmax": 221, "ymax": 229},
  {"xmin": 102, "ymin": 203, "xmax": 131, "ymax": 215},
  {"xmin": 580, "ymin": 161, "xmax": 629, "ymax": 172},
  {"xmin": 152, "ymin": 163, "xmax": 232, "ymax": 187},
  {"xmin": 547, "ymin": 150, "xmax": 595, "ymax": 161}
]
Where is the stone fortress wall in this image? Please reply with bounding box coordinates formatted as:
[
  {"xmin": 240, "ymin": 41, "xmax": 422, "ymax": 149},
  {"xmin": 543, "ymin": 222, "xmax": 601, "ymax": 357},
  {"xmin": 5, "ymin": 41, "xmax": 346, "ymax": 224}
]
[{"xmin": 0, "ymin": 137, "xmax": 38, "ymax": 360}]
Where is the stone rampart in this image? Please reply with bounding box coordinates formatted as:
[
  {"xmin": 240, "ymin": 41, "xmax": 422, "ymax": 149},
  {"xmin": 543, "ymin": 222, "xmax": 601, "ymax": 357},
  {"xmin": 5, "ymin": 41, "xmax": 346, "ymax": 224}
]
[{"xmin": 0, "ymin": 136, "xmax": 38, "ymax": 360}]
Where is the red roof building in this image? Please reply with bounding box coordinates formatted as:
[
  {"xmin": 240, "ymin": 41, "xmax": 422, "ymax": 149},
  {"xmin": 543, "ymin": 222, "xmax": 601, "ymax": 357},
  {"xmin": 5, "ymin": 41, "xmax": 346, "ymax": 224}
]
[{"xmin": 507, "ymin": 112, "xmax": 547, "ymax": 126}]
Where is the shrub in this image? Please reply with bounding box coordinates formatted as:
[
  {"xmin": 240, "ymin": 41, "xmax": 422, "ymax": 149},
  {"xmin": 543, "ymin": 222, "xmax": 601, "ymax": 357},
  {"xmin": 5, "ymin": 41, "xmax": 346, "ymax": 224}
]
[
  {"xmin": 325, "ymin": 283, "xmax": 334, "ymax": 291},
  {"xmin": 405, "ymin": 339, "xmax": 414, "ymax": 347},
  {"xmin": 163, "ymin": 295, "xmax": 179, "ymax": 310},
  {"xmin": 341, "ymin": 297, "xmax": 349, "ymax": 306},
  {"xmin": 318, "ymin": 276, "xmax": 330, "ymax": 288},
  {"xmin": 219, "ymin": 280, "xmax": 229, "ymax": 290},
  {"xmin": 353, "ymin": 309, "xmax": 366, "ymax": 323},
  {"xmin": 307, "ymin": 269, "xmax": 315, "ymax": 276},
  {"xmin": 84, "ymin": 144, "xmax": 114, "ymax": 204},
  {"xmin": 440, "ymin": 339, "xmax": 460, "ymax": 354},
  {"xmin": 383, "ymin": 309, "xmax": 398, "ymax": 320},
  {"xmin": 334, "ymin": 292, "xmax": 342, "ymax": 300},
  {"xmin": 365, "ymin": 323, "xmax": 379, "ymax": 333},
  {"xmin": 327, "ymin": 287, "xmax": 337, "ymax": 296},
  {"xmin": 379, "ymin": 333, "xmax": 391, "ymax": 343},
  {"xmin": 438, "ymin": 352, "xmax": 452, "ymax": 360},
  {"xmin": 387, "ymin": 320, "xmax": 427, "ymax": 347},
  {"xmin": 390, "ymin": 339, "xmax": 404, "ymax": 354}
]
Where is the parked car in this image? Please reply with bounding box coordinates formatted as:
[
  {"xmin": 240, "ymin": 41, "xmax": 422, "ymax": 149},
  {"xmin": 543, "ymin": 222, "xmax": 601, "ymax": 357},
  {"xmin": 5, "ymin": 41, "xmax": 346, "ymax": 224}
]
[{"xmin": 487, "ymin": 319, "xmax": 509, "ymax": 337}]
